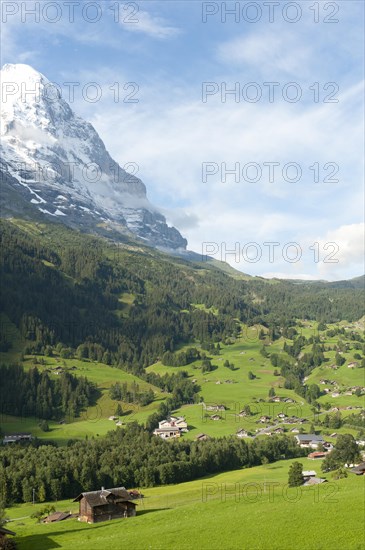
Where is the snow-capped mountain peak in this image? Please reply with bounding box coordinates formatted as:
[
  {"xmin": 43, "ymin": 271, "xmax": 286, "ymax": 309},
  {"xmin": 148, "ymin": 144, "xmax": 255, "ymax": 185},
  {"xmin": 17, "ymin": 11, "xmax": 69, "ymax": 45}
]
[{"xmin": 0, "ymin": 64, "xmax": 187, "ymax": 250}]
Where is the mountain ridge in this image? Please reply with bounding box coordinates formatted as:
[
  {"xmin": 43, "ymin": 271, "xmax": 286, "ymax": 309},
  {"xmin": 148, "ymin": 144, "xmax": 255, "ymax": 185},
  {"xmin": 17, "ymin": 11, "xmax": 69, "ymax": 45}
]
[{"xmin": 0, "ymin": 63, "xmax": 187, "ymax": 250}]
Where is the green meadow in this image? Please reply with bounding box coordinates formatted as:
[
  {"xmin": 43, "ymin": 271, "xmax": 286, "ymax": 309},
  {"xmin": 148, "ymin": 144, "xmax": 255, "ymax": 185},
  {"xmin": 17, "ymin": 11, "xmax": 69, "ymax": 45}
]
[
  {"xmin": 1, "ymin": 319, "xmax": 364, "ymax": 443},
  {"xmin": 5, "ymin": 458, "xmax": 365, "ymax": 550}
]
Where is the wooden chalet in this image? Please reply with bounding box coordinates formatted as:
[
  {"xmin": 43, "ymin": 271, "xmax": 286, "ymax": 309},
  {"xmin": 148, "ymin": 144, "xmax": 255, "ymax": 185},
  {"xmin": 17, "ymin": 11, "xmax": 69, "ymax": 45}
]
[
  {"xmin": 73, "ymin": 487, "xmax": 137, "ymax": 523},
  {"xmin": 350, "ymin": 462, "xmax": 365, "ymax": 475},
  {"xmin": 43, "ymin": 511, "xmax": 71, "ymax": 523},
  {"xmin": 308, "ymin": 451, "xmax": 327, "ymax": 459}
]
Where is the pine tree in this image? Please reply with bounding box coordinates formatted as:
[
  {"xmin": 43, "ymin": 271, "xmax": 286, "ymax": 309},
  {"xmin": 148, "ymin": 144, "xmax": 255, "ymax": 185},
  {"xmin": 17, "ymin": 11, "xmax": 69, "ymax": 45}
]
[{"xmin": 288, "ymin": 462, "xmax": 303, "ymax": 487}]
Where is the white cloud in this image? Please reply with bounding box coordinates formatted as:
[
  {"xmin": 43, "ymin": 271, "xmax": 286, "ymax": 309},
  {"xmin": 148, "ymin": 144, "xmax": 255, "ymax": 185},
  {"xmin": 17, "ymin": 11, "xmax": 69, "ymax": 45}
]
[
  {"xmin": 315, "ymin": 223, "xmax": 365, "ymax": 278},
  {"xmin": 217, "ymin": 29, "xmax": 311, "ymax": 76},
  {"xmin": 81, "ymin": 72, "xmax": 363, "ymax": 282},
  {"xmin": 119, "ymin": 10, "xmax": 180, "ymax": 39}
]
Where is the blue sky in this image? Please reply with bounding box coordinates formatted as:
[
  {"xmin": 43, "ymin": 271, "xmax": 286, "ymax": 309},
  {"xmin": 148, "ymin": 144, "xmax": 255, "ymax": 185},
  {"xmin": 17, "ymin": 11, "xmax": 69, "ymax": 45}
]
[{"xmin": 1, "ymin": 0, "xmax": 364, "ymax": 280}]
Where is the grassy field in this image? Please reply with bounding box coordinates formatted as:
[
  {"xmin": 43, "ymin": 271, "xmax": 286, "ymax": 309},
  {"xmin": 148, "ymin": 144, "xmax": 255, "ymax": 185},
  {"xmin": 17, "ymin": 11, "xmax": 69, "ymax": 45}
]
[
  {"xmin": 0, "ymin": 354, "xmax": 164, "ymax": 443},
  {"xmin": 5, "ymin": 458, "xmax": 365, "ymax": 550},
  {"xmin": 1, "ymin": 319, "xmax": 364, "ymax": 443},
  {"xmin": 147, "ymin": 321, "xmax": 364, "ymax": 439}
]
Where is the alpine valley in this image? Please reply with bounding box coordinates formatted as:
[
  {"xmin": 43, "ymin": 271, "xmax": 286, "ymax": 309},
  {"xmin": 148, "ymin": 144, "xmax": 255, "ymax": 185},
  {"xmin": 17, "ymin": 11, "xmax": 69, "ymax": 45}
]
[{"xmin": 0, "ymin": 65, "xmax": 364, "ymax": 550}]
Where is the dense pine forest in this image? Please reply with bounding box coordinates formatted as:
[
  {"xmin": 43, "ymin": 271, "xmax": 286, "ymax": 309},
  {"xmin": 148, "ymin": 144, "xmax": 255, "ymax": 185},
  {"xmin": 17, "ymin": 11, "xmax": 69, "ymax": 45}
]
[
  {"xmin": 0, "ymin": 423, "xmax": 305, "ymax": 505},
  {"xmin": 0, "ymin": 365, "xmax": 99, "ymax": 420}
]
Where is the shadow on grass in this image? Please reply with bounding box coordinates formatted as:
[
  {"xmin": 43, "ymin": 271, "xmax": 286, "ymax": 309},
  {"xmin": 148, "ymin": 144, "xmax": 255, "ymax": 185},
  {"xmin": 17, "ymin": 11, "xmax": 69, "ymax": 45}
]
[
  {"xmin": 16, "ymin": 534, "xmax": 63, "ymax": 549},
  {"xmin": 134, "ymin": 508, "xmax": 167, "ymax": 516},
  {"xmin": 17, "ymin": 512, "xmax": 162, "ymax": 550}
]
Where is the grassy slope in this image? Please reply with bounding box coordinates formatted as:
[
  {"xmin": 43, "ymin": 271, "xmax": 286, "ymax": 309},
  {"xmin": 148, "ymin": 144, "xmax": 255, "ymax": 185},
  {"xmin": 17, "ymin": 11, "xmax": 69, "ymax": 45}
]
[
  {"xmin": 1, "ymin": 320, "xmax": 364, "ymax": 443},
  {"xmin": 148, "ymin": 321, "xmax": 364, "ymax": 439},
  {"xmin": 5, "ymin": 458, "xmax": 364, "ymax": 550},
  {"xmin": 0, "ymin": 353, "xmax": 164, "ymax": 443}
]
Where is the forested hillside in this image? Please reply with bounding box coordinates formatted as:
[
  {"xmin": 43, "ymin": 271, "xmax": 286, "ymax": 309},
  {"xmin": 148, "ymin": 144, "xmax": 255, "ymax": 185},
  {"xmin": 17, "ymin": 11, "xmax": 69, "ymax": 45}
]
[
  {"xmin": 1, "ymin": 218, "xmax": 363, "ymax": 375},
  {"xmin": 0, "ymin": 423, "xmax": 304, "ymax": 504}
]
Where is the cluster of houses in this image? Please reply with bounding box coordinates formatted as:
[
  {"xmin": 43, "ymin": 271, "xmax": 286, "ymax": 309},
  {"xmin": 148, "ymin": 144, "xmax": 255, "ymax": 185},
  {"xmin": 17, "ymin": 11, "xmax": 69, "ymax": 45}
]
[
  {"xmin": 256, "ymin": 414, "xmax": 307, "ymax": 426},
  {"xmin": 268, "ymin": 396, "xmax": 295, "ymax": 404},
  {"xmin": 294, "ymin": 434, "xmax": 331, "ymax": 449},
  {"xmin": 319, "ymin": 375, "xmax": 364, "ymax": 397},
  {"xmin": 153, "ymin": 416, "xmax": 188, "ymax": 439}
]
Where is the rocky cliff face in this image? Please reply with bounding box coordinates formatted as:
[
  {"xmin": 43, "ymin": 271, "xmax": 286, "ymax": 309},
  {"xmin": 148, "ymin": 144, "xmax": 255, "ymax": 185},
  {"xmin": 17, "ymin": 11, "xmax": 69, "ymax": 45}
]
[{"xmin": 0, "ymin": 63, "xmax": 187, "ymax": 250}]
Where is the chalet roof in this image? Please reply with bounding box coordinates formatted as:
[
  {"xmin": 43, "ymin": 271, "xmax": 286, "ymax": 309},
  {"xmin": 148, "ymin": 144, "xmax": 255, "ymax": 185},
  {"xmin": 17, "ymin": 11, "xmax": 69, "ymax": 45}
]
[
  {"xmin": 296, "ymin": 434, "xmax": 324, "ymax": 442},
  {"xmin": 0, "ymin": 526, "xmax": 16, "ymax": 536},
  {"xmin": 308, "ymin": 451, "xmax": 327, "ymax": 458},
  {"xmin": 350, "ymin": 462, "xmax": 365, "ymax": 474},
  {"xmin": 73, "ymin": 487, "xmax": 137, "ymax": 507},
  {"xmin": 303, "ymin": 477, "xmax": 327, "ymax": 486},
  {"xmin": 44, "ymin": 512, "xmax": 71, "ymax": 522}
]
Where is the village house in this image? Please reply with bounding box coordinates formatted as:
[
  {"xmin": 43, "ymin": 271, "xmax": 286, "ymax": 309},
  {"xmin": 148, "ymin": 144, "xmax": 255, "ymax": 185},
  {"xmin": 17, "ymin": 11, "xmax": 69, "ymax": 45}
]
[
  {"xmin": 259, "ymin": 415, "xmax": 271, "ymax": 423},
  {"xmin": 295, "ymin": 434, "xmax": 325, "ymax": 449},
  {"xmin": 153, "ymin": 426, "xmax": 180, "ymax": 439},
  {"xmin": 3, "ymin": 433, "xmax": 32, "ymax": 444},
  {"xmin": 308, "ymin": 451, "xmax": 327, "ymax": 459},
  {"xmin": 195, "ymin": 433, "xmax": 210, "ymax": 441},
  {"xmin": 43, "ymin": 511, "xmax": 71, "ymax": 523},
  {"xmin": 303, "ymin": 477, "xmax": 327, "ymax": 486},
  {"xmin": 302, "ymin": 470, "xmax": 316, "ymax": 478},
  {"xmin": 159, "ymin": 416, "xmax": 188, "ymax": 431},
  {"xmin": 236, "ymin": 429, "xmax": 249, "ymax": 438},
  {"xmin": 204, "ymin": 404, "xmax": 226, "ymax": 412},
  {"xmin": 74, "ymin": 487, "xmax": 137, "ymax": 523},
  {"xmin": 268, "ymin": 396, "xmax": 282, "ymax": 403},
  {"xmin": 153, "ymin": 416, "xmax": 188, "ymax": 439},
  {"xmin": 350, "ymin": 462, "xmax": 365, "ymax": 475},
  {"xmin": 210, "ymin": 414, "xmax": 221, "ymax": 421}
]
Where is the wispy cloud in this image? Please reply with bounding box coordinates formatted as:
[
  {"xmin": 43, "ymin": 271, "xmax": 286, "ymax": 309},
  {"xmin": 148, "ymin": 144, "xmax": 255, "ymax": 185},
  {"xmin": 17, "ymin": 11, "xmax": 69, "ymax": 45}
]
[
  {"xmin": 119, "ymin": 10, "xmax": 180, "ymax": 39},
  {"xmin": 217, "ymin": 29, "xmax": 311, "ymax": 77}
]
